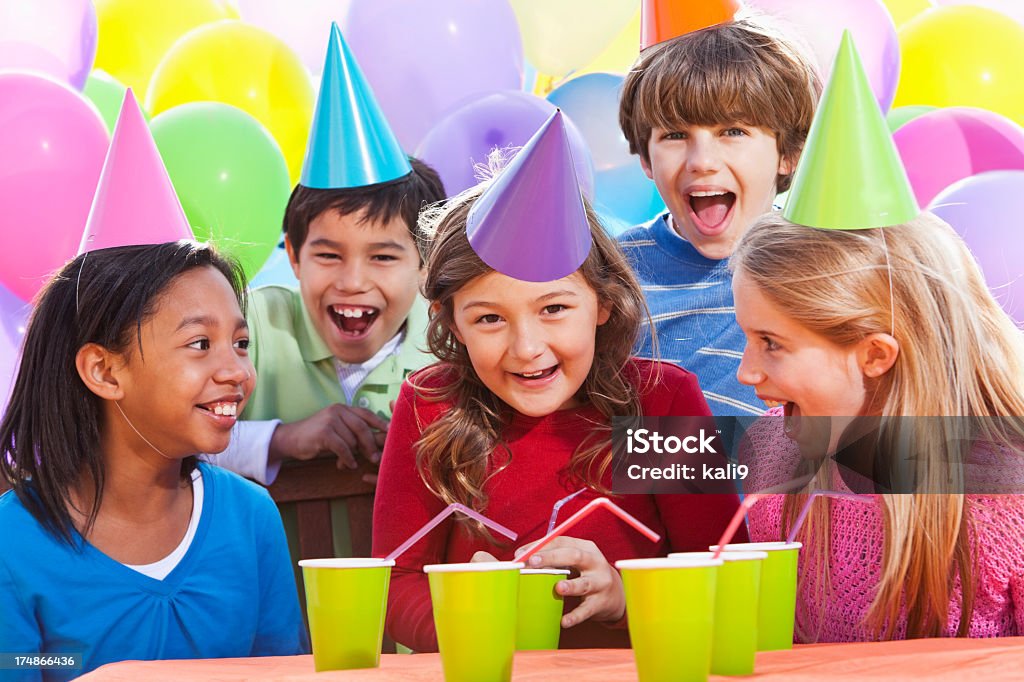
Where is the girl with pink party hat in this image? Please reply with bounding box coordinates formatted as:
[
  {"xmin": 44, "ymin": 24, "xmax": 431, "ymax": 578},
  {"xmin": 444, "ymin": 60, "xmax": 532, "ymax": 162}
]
[
  {"xmin": 0, "ymin": 93, "xmax": 306, "ymax": 680},
  {"xmin": 734, "ymin": 35, "xmax": 1024, "ymax": 642},
  {"xmin": 372, "ymin": 111, "xmax": 745, "ymax": 652}
]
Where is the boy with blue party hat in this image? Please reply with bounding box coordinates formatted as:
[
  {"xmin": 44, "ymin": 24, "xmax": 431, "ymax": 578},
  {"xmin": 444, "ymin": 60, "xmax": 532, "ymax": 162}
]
[
  {"xmin": 617, "ymin": 0, "xmax": 821, "ymax": 417},
  {"xmin": 214, "ymin": 23, "xmax": 445, "ymax": 530}
]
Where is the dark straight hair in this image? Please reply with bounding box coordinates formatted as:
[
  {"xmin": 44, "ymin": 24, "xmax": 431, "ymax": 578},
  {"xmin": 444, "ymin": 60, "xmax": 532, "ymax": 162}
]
[{"xmin": 0, "ymin": 241, "xmax": 247, "ymax": 545}]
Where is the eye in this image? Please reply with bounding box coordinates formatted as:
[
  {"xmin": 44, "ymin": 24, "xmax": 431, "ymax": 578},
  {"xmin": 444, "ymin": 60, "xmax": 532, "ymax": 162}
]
[
  {"xmin": 476, "ymin": 314, "xmax": 502, "ymax": 325},
  {"xmin": 723, "ymin": 127, "xmax": 748, "ymax": 137},
  {"xmin": 371, "ymin": 254, "xmax": 398, "ymax": 262},
  {"xmin": 662, "ymin": 131, "xmax": 686, "ymax": 140},
  {"xmin": 235, "ymin": 338, "xmax": 250, "ymax": 351},
  {"xmin": 761, "ymin": 335, "xmax": 781, "ymax": 352},
  {"xmin": 188, "ymin": 338, "xmax": 211, "ymax": 351},
  {"xmin": 542, "ymin": 304, "xmax": 567, "ymax": 315},
  {"xmin": 315, "ymin": 252, "xmax": 340, "ymax": 261}
]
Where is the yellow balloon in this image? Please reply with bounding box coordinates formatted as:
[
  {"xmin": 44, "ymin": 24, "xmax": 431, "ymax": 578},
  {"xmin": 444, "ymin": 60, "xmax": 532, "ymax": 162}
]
[
  {"xmin": 146, "ymin": 21, "xmax": 314, "ymax": 183},
  {"xmin": 510, "ymin": 0, "xmax": 636, "ymax": 77},
  {"xmin": 94, "ymin": 0, "xmax": 235, "ymax": 95},
  {"xmin": 571, "ymin": 9, "xmax": 641, "ymax": 79},
  {"xmin": 880, "ymin": 0, "xmax": 934, "ymax": 28},
  {"xmin": 893, "ymin": 6, "xmax": 1024, "ymax": 127}
]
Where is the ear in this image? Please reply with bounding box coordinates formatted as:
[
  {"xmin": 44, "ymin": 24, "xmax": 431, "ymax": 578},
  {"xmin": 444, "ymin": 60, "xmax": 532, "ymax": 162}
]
[
  {"xmin": 76, "ymin": 343, "xmax": 126, "ymax": 401},
  {"xmin": 778, "ymin": 152, "xmax": 796, "ymax": 178},
  {"xmin": 597, "ymin": 300, "xmax": 612, "ymax": 326},
  {"xmin": 430, "ymin": 301, "xmax": 465, "ymax": 344},
  {"xmin": 284, "ymin": 237, "xmax": 301, "ymax": 278},
  {"xmin": 856, "ymin": 333, "xmax": 899, "ymax": 379},
  {"xmin": 639, "ymin": 153, "xmax": 654, "ymax": 180}
]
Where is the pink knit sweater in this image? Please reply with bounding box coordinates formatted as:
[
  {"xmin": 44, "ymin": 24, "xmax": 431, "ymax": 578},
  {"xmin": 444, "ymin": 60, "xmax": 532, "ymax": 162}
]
[{"xmin": 743, "ymin": 411, "xmax": 1024, "ymax": 642}]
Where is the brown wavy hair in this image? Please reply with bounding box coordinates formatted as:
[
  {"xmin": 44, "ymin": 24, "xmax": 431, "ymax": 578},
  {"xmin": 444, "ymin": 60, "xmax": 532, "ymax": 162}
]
[{"xmin": 412, "ymin": 184, "xmax": 653, "ymax": 533}]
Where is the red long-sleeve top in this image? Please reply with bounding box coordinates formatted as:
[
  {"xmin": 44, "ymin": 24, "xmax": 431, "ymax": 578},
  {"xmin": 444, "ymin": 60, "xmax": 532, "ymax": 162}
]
[{"xmin": 371, "ymin": 359, "xmax": 746, "ymax": 652}]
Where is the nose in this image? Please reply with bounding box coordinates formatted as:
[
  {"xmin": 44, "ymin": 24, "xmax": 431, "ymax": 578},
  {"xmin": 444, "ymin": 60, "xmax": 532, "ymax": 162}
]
[
  {"xmin": 334, "ymin": 260, "xmax": 370, "ymax": 294},
  {"xmin": 736, "ymin": 348, "xmax": 765, "ymax": 387},
  {"xmin": 508, "ymin": 318, "xmax": 546, "ymax": 363},
  {"xmin": 685, "ymin": 132, "xmax": 722, "ymax": 175},
  {"xmin": 214, "ymin": 346, "xmax": 252, "ymax": 388}
]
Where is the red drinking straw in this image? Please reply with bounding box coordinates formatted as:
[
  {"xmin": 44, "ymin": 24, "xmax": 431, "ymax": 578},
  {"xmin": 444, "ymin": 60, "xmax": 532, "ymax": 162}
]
[
  {"xmin": 516, "ymin": 497, "xmax": 660, "ymax": 564},
  {"xmin": 786, "ymin": 490, "xmax": 875, "ymax": 543},
  {"xmin": 711, "ymin": 494, "xmax": 763, "ymax": 559},
  {"xmin": 385, "ymin": 503, "xmax": 517, "ymax": 561}
]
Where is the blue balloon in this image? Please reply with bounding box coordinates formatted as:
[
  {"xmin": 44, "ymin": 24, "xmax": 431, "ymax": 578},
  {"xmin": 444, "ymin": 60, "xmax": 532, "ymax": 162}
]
[{"xmin": 549, "ymin": 74, "xmax": 665, "ymax": 228}]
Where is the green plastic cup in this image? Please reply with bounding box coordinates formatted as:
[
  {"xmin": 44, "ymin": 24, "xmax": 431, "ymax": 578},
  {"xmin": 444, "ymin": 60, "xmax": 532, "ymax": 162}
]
[
  {"xmin": 516, "ymin": 568, "xmax": 569, "ymax": 650},
  {"xmin": 616, "ymin": 557, "xmax": 722, "ymax": 682},
  {"xmin": 710, "ymin": 542, "xmax": 802, "ymax": 651},
  {"xmin": 671, "ymin": 551, "xmax": 767, "ymax": 675},
  {"xmin": 298, "ymin": 558, "xmax": 394, "ymax": 671},
  {"xmin": 424, "ymin": 561, "xmax": 524, "ymax": 682}
]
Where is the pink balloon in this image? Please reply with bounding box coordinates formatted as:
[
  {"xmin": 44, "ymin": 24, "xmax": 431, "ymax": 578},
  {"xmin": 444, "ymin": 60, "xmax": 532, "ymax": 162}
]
[
  {"xmin": 0, "ymin": 0, "xmax": 97, "ymax": 90},
  {"xmin": 0, "ymin": 73, "xmax": 109, "ymax": 301},
  {"xmin": 745, "ymin": 0, "xmax": 901, "ymax": 111},
  {"xmin": 343, "ymin": 0, "xmax": 524, "ymax": 151},
  {"xmin": 894, "ymin": 107, "xmax": 1024, "ymax": 206}
]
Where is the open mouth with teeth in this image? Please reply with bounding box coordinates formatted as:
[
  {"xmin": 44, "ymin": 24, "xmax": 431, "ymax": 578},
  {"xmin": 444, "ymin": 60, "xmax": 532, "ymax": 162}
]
[
  {"xmin": 197, "ymin": 401, "xmax": 238, "ymax": 417},
  {"xmin": 328, "ymin": 304, "xmax": 380, "ymax": 338},
  {"xmin": 688, "ymin": 190, "xmax": 736, "ymax": 234},
  {"xmin": 511, "ymin": 365, "xmax": 559, "ymax": 381}
]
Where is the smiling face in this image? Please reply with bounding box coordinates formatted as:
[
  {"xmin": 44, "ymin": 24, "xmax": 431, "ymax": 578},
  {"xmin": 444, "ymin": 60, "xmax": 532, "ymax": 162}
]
[
  {"xmin": 288, "ymin": 208, "xmax": 422, "ymax": 364},
  {"xmin": 733, "ymin": 269, "xmax": 870, "ymax": 452},
  {"xmin": 111, "ymin": 266, "xmax": 255, "ymax": 459},
  {"xmin": 450, "ymin": 270, "xmax": 611, "ymax": 418},
  {"xmin": 642, "ymin": 123, "xmax": 792, "ymax": 261}
]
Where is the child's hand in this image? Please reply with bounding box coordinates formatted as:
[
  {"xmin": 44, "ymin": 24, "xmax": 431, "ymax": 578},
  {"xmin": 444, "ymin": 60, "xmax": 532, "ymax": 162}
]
[
  {"xmin": 470, "ymin": 551, "xmax": 499, "ymax": 562},
  {"xmin": 518, "ymin": 536, "xmax": 625, "ymax": 628},
  {"xmin": 269, "ymin": 405, "xmax": 389, "ymax": 472}
]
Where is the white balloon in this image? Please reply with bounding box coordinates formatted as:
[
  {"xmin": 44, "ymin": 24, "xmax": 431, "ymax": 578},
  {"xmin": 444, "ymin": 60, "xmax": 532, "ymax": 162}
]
[{"xmin": 236, "ymin": 0, "xmax": 352, "ymax": 75}]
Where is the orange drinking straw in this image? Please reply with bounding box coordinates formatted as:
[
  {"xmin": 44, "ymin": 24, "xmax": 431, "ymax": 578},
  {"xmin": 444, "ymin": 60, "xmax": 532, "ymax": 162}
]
[
  {"xmin": 517, "ymin": 497, "xmax": 660, "ymax": 564},
  {"xmin": 385, "ymin": 503, "xmax": 517, "ymax": 561}
]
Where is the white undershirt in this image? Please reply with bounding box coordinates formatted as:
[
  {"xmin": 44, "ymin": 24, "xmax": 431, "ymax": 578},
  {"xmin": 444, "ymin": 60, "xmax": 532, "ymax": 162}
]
[{"xmin": 124, "ymin": 468, "xmax": 203, "ymax": 580}]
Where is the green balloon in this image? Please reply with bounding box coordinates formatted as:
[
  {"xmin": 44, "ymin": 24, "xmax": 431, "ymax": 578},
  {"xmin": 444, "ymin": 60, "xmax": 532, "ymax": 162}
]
[
  {"xmin": 150, "ymin": 102, "xmax": 291, "ymax": 279},
  {"xmin": 886, "ymin": 105, "xmax": 937, "ymax": 134},
  {"xmin": 83, "ymin": 69, "xmax": 149, "ymax": 134}
]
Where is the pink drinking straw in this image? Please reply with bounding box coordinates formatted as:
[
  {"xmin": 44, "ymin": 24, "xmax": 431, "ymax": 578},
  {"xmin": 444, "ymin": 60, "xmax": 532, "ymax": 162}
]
[
  {"xmin": 786, "ymin": 490, "xmax": 875, "ymax": 544},
  {"xmin": 709, "ymin": 474, "xmax": 819, "ymax": 559},
  {"xmin": 547, "ymin": 488, "xmax": 587, "ymax": 534},
  {"xmin": 517, "ymin": 497, "xmax": 660, "ymax": 564},
  {"xmin": 385, "ymin": 503, "xmax": 517, "ymax": 561}
]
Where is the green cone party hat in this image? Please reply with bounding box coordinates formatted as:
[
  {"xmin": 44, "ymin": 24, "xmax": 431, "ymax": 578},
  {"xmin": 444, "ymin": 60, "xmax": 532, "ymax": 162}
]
[{"xmin": 783, "ymin": 31, "xmax": 919, "ymax": 229}]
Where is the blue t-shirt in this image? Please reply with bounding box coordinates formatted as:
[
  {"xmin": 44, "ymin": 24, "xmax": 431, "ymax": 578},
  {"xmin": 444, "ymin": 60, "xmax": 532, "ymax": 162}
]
[
  {"xmin": 618, "ymin": 213, "xmax": 764, "ymax": 417},
  {"xmin": 0, "ymin": 463, "xmax": 308, "ymax": 681}
]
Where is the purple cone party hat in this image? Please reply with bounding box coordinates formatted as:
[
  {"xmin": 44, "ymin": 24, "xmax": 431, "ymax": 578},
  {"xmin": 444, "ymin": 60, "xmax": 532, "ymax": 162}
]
[
  {"xmin": 78, "ymin": 89, "xmax": 193, "ymax": 254},
  {"xmin": 782, "ymin": 31, "xmax": 919, "ymax": 229},
  {"xmin": 299, "ymin": 22, "xmax": 412, "ymax": 189},
  {"xmin": 466, "ymin": 110, "xmax": 591, "ymax": 282}
]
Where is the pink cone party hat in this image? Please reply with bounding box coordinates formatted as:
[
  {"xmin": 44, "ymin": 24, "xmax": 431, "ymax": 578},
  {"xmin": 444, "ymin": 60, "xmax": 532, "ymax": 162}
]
[
  {"xmin": 466, "ymin": 110, "xmax": 591, "ymax": 282},
  {"xmin": 78, "ymin": 89, "xmax": 193, "ymax": 254}
]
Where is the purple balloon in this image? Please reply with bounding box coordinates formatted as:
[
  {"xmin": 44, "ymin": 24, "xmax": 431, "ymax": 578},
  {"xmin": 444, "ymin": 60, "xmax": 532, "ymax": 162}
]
[
  {"xmin": 415, "ymin": 90, "xmax": 595, "ymax": 198},
  {"xmin": 746, "ymin": 0, "xmax": 900, "ymax": 112},
  {"xmin": 342, "ymin": 0, "xmax": 523, "ymax": 151},
  {"xmin": 0, "ymin": 282, "xmax": 30, "ymax": 419},
  {"xmin": 0, "ymin": 0, "xmax": 98, "ymax": 90},
  {"xmin": 928, "ymin": 170, "xmax": 1024, "ymax": 324}
]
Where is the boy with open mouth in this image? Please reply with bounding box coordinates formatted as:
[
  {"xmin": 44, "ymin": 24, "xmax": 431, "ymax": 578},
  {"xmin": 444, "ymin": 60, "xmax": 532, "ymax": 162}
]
[{"xmin": 617, "ymin": 1, "xmax": 821, "ymax": 417}]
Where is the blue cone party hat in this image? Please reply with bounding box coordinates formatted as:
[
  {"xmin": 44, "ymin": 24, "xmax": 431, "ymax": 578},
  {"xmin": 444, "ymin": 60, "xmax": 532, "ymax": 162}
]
[
  {"xmin": 299, "ymin": 22, "xmax": 412, "ymax": 189},
  {"xmin": 79, "ymin": 89, "xmax": 194, "ymax": 254},
  {"xmin": 466, "ymin": 110, "xmax": 591, "ymax": 282}
]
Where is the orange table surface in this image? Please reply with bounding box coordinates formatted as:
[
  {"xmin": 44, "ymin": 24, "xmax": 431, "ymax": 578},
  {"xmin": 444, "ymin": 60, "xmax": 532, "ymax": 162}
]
[{"xmin": 78, "ymin": 637, "xmax": 1024, "ymax": 681}]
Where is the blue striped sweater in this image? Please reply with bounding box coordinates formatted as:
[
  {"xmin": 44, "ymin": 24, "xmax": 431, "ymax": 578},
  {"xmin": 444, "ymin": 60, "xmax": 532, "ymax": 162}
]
[{"xmin": 618, "ymin": 213, "xmax": 765, "ymax": 417}]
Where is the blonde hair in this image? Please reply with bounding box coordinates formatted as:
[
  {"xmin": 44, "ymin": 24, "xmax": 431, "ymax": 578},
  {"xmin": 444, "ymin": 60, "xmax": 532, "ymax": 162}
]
[
  {"xmin": 732, "ymin": 212, "xmax": 1024, "ymax": 639},
  {"xmin": 412, "ymin": 183, "xmax": 652, "ymax": 536},
  {"xmin": 619, "ymin": 18, "xmax": 822, "ymax": 193}
]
